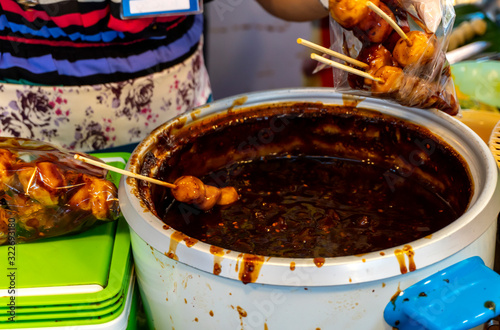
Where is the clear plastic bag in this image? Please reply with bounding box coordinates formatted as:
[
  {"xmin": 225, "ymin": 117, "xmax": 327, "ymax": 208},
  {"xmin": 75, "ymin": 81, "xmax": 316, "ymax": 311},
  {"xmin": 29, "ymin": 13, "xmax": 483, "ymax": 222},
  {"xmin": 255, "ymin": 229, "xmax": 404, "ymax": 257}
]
[
  {"xmin": 326, "ymin": 0, "xmax": 459, "ymax": 115},
  {"xmin": 0, "ymin": 138, "xmax": 120, "ymax": 245}
]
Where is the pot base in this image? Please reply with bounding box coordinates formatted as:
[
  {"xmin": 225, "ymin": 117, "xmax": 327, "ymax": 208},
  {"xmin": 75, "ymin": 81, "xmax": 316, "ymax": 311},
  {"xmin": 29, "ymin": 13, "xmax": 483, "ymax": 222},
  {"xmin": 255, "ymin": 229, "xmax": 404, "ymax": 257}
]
[{"xmin": 131, "ymin": 220, "xmax": 496, "ymax": 330}]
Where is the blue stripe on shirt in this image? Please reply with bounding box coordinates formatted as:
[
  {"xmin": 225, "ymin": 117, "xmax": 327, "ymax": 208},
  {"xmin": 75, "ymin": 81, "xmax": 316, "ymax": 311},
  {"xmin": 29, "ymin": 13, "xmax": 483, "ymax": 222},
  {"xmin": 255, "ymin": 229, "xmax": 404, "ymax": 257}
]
[{"xmin": 0, "ymin": 15, "xmax": 126, "ymax": 42}]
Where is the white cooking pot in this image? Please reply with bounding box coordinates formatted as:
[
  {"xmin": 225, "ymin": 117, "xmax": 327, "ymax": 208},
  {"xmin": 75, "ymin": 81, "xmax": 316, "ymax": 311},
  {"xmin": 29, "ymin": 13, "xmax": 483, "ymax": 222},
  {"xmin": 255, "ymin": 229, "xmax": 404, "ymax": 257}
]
[{"xmin": 118, "ymin": 88, "xmax": 500, "ymax": 330}]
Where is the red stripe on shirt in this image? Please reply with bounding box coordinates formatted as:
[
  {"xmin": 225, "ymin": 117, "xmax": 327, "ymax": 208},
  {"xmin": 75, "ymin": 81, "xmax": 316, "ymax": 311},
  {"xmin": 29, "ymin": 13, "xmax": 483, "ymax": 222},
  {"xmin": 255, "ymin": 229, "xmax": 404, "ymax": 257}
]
[
  {"xmin": 1, "ymin": 0, "xmax": 108, "ymax": 27},
  {"xmin": 1, "ymin": 0, "xmax": 183, "ymax": 32}
]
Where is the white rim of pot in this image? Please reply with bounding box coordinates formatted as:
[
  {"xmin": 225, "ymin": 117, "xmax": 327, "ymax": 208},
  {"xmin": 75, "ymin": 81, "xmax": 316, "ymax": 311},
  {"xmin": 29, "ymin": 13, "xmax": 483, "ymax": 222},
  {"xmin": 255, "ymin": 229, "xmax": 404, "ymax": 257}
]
[{"xmin": 118, "ymin": 88, "xmax": 500, "ymax": 286}]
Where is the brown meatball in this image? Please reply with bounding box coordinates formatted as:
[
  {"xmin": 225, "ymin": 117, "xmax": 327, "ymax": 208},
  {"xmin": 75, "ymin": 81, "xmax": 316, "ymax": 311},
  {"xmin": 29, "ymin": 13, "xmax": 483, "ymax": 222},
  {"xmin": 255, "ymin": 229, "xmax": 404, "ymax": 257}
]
[
  {"xmin": 17, "ymin": 162, "xmax": 66, "ymax": 206},
  {"xmin": 195, "ymin": 185, "xmax": 221, "ymax": 211},
  {"xmin": 371, "ymin": 66, "xmax": 404, "ymax": 94},
  {"xmin": 329, "ymin": 0, "xmax": 380, "ymax": 29},
  {"xmin": 0, "ymin": 149, "xmax": 17, "ymax": 188},
  {"xmin": 348, "ymin": 44, "xmax": 398, "ymax": 90},
  {"xmin": 392, "ymin": 31, "xmax": 436, "ymax": 67},
  {"xmin": 354, "ymin": 2, "xmax": 395, "ymax": 44},
  {"xmin": 217, "ymin": 187, "xmax": 240, "ymax": 206},
  {"xmin": 171, "ymin": 176, "xmax": 206, "ymax": 204}
]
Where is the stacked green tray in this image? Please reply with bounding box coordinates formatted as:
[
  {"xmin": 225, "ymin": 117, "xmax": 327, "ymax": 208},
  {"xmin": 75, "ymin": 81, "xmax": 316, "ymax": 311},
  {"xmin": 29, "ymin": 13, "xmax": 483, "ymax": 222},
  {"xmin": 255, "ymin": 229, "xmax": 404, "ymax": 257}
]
[{"xmin": 0, "ymin": 153, "xmax": 135, "ymax": 329}]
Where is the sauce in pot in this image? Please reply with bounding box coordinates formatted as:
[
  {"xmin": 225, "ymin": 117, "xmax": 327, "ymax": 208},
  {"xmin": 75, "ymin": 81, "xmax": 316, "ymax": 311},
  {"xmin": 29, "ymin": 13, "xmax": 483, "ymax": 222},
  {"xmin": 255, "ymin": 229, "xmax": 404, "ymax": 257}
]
[
  {"xmin": 139, "ymin": 103, "xmax": 473, "ymax": 258},
  {"xmin": 163, "ymin": 155, "xmax": 464, "ymax": 258}
]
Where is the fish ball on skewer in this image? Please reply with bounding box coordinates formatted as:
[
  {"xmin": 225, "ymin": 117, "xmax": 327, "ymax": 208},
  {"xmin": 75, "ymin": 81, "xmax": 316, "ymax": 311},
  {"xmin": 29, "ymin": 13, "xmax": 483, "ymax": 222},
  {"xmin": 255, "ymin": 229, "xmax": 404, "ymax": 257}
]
[
  {"xmin": 354, "ymin": 2, "xmax": 395, "ymax": 43},
  {"xmin": 171, "ymin": 176, "xmax": 206, "ymax": 205},
  {"xmin": 371, "ymin": 66, "xmax": 404, "ymax": 94},
  {"xmin": 329, "ymin": 0, "xmax": 381, "ymax": 29},
  {"xmin": 370, "ymin": 65, "xmax": 459, "ymax": 115},
  {"xmin": 217, "ymin": 187, "xmax": 240, "ymax": 206},
  {"xmin": 195, "ymin": 185, "xmax": 221, "ymax": 211},
  {"xmin": 171, "ymin": 175, "xmax": 239, "ymax": 210},
  {"xmin": 392, "ymin": 31, "xmax": 436, "ymax": 67}
]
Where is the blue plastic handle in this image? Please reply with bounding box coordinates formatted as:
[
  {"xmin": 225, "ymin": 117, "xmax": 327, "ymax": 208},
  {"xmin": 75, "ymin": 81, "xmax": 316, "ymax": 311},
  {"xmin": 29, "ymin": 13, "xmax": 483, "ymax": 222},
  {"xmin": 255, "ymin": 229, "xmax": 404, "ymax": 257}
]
[{"xmin": 384, "ymin": 256, "xmax": 500, "ymax": 330}]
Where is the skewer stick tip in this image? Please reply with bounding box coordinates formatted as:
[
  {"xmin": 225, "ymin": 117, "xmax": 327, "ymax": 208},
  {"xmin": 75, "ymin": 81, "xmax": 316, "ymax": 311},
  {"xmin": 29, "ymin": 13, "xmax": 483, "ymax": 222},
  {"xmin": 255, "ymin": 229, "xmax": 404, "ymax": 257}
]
[
  {"xmin": 310, "ymin": 53, "xmax": 384, "ymax": 83},
  {"xmin": 300, "ymin": 38, "xmax": 369, "ymax": 69}
]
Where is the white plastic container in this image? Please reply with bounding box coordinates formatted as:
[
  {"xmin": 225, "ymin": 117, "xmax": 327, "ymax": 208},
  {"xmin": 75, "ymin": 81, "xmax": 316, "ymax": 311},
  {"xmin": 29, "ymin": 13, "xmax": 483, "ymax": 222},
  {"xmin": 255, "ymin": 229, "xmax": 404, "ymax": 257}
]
[{"xmin": 119, "ymin": 89, "xmax": 500, "ymax": 330}]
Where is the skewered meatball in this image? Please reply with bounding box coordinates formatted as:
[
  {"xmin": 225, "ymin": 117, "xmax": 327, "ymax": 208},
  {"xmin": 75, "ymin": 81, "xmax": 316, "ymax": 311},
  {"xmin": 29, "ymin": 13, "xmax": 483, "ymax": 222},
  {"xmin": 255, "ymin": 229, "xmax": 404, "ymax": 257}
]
[
  {"xmin": 171, "ymin": 176, "xmax": 207, "ymax": 205},
  {"xmin": 195, "ymin": 185, "xmax": 222, "ymax": 211},
  {"xmin": 353, "ymin": 2, "xmax": 395, "ymax": 44},
  {"xmin": 329, "ymin": 0, "xmax": 380, "ymax": 29},
  {"xmin": 86, "ymin": 176, "xmax": 119, "ymax": 220},
  {"xmin": 217, "ymin": 187, "xmax": 240, "ymax": 206},
  {"xmin": 371, "ymin": 66, "xmax": 459, "ymax": 115},
  {"xmin": 392, "ymin": 31, "xmax": 436, "ymax": 67},
  {"xmin": 397, "ymin": 75, "xmax": 459, "ymax": 116},
  {"xmin": 348, "ymin": 44, "xmax": 398, "ymax": 90},
  {"xmin": 371, "ymin": 66, "xmax": 404, "ymax": 94},
  {"xmin": 17, "ymin": 162, "xmax": 66, "ymax": 206},
  {"xmin": 0, "ymin": 149, "xmax": 17, "ymax": 189},
  {"xmin": 67, "ymin": 180, "xmax": 91, "ymax": 211},
  {"xmin": 383, "ymin": 26, "xmax": 410, "ymax": 52},
  {"xmin": 67, "ymin": 174, "xmax": 119, "ymax": 220},
  {"xmin": 171, "ymin": 175, "xmax": 239, "ymax": 210}
]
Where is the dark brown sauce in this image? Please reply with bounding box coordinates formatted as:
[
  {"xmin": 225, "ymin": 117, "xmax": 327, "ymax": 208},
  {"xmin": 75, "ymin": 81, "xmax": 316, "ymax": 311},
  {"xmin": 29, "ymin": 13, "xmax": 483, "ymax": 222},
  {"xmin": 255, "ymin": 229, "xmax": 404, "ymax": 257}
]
[
  {"xmin": 237, "ymin": 306, "xmax": 247, "ymax": 317},
  {"xmin": 166, "ymin": 231, "xmax": 186, "ymax": 260},
  {"xmin": 394, "ymin": 245, "xmax": 416, "ymax": 274},
  {"xmin": 162, "ymin": 155, "xmax": 467, "ymax": 258},
  {"xmin": 213, "ymin": 263, "xmax": 222, "ymax": 276},
  {"xmin": 210, "ymin": 245, "xmax": 224, "ymax": 276},
  {"xmin": 394, "ymin": 248, "xmax": 408, "ymax": 274},
  {"xmin": 239, "ymin": 254, "xmax": 265, "ymax": 284},
  {"xmin": 314, "ymin": 257, "xmax": 325, "ymax": 268},
  {"xmin": 139, "ymin": 104, "xmax": 473, "ymax": 259}
]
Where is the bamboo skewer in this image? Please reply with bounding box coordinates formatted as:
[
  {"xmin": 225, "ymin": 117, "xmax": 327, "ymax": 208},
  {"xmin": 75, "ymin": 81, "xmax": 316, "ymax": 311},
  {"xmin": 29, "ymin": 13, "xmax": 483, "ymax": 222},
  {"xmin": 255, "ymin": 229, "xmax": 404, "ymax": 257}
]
[
  {"xmin": 297, "ymin": 38, "xmax": 369, "ymax": 69},
  {"xmin": 366, "ymin": 1, "xmax": 412, "ymax": 46},
  {"xmin": 310, "ymin": 53, "xmax": 384, "ymax": 83},
  {"xmin": 74, "ymin": 154, "xmax": 177, "ymax": 189}
]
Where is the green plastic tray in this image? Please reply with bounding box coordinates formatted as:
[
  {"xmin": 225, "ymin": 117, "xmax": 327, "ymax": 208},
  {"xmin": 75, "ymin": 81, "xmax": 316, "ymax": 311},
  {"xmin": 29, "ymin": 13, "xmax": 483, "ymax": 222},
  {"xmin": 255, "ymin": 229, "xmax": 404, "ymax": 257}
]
[
  {"xmin": 0, "ymin": 269, "xmax": 131, "ymax": 323},
  {"xmin": 0, "ymin": 253, "xmax": 131, "ymax": 315},
  {"xmin": 2, "ymin": 267, "xmax": 135, "ymax": 329}
]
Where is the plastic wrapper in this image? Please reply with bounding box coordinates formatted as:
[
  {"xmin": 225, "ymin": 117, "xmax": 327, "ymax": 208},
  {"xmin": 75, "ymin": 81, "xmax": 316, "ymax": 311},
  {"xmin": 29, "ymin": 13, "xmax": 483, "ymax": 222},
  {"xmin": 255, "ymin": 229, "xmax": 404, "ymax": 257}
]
[
  {"xmin": 0, "ymin": 138, "xmax": 120, "ymax": 245},
  {"xmin": 325, "ymin": 0, "xmax": 460, "ymax": 115}
]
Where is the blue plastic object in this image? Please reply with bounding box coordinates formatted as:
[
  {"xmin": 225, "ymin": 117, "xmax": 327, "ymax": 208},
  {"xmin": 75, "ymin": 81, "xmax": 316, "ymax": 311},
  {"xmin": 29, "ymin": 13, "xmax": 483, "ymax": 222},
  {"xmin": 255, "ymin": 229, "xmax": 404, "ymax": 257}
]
[{"xmin": 384, "ymin": 256, "xmax": 500, "ymax": 330}]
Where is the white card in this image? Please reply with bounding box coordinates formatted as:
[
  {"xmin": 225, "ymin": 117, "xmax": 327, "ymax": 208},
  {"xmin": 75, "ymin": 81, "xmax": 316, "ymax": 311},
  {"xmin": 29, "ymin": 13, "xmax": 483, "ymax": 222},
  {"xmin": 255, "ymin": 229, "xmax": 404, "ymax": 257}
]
[{"xmin": 122, "ymin": 0, "xmax": 201, "ymax": 18}]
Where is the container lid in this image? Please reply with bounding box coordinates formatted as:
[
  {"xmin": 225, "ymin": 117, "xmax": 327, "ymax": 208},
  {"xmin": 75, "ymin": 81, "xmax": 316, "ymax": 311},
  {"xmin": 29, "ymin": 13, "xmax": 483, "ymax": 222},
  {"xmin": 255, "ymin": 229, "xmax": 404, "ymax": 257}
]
[{"xmin": 0, "ymin": 153, "xmax": 132, "ymax": 310}]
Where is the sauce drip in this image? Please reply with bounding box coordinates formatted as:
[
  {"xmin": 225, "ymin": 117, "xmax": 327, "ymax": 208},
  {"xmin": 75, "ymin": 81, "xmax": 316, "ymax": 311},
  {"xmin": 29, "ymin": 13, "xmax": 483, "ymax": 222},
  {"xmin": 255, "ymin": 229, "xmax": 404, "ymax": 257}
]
[
  {"xmin": 210, "ymin": 246, "xmax": 225, "ymax": 276},
  {"xmin": 166, "ymin": 231, "xmax": 184, "ymax": 260},
  {"xmin": 314, "ymin": 257, "xmax": 325, "ymax": 268},
  {"xmin": 394, "ymin": 245, "xmax": 416, "ymax": 274},
  {"xmin": 239, "ymin": 254, "xmax": 265, "ymax": 284}
]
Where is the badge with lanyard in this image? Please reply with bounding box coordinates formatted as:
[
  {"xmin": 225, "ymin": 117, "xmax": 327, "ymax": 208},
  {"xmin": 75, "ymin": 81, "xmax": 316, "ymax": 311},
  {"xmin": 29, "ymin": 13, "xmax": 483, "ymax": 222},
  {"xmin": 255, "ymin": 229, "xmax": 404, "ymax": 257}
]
[{"xmin": 122, "ymin": 0, "xmax": 203, "ymax": 18}]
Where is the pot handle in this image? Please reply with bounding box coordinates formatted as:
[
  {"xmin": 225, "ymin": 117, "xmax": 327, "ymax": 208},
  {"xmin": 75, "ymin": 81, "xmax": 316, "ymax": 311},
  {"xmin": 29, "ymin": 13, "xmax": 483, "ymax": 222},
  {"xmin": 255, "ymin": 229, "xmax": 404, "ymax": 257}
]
[{"xmin": 384, "ymin": 256, "xmax": 500, "ymax": 330}]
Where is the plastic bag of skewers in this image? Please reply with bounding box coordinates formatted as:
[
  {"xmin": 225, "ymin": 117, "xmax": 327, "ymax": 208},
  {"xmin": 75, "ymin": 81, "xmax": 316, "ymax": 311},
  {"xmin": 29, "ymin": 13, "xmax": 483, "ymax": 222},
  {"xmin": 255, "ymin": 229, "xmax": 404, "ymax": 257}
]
[
  {"xmin": 321, "ymin": 0, "xmax": 459, "ymax": 116},
  {"xmin": 0, "ymin": 138, "xmax": 120, "ymax": 245}
]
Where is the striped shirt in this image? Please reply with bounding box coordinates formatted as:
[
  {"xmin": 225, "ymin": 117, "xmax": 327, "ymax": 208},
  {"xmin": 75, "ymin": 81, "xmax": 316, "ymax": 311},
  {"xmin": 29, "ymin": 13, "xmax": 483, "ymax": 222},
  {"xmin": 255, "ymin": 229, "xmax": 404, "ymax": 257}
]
[{"xmin": 0, "ymin": 0, "xmax": 203, "ymax": 85}]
